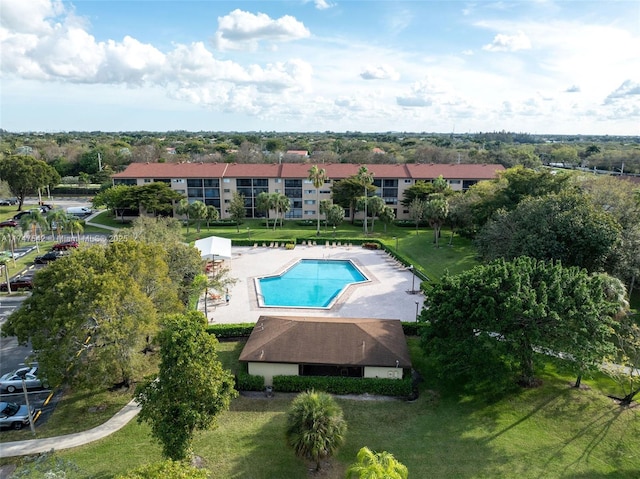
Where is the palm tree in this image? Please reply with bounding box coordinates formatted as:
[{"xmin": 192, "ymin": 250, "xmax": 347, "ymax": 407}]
[
  {"xmin": 346, "ymin": 446, "xmax": 408, "ymax": 479},
  {"xmin": 67, "ymin": 217, "xmax": 84, "ymax": 240},
  {"xmin": 356, "ymin": 166, "xmax": 374, "ymax": 235},
  {"xmin": 256, "ymin": 192, "xmax": 272, "ymax": 228},
  {"xmin": 19, "ymin": 210, "xmax": 47, "ymax": 252},
  {"xmin": 277, "ymin": 193, "xmax": 290, "ymax": 228},
  {"xmin": 47, "ymin": 209, "xmax": 70, "ymax": 241},
  {"xmin": 0, "ymin": 257, "xmax": 11, "ymax": 294},
  {"xmin": 285, "ymin": 390, "xmax": 346, "ymax": 472},
  {"xmin": 308, "ymin": 165, "xmax": 328, "ymax": 235},
  {"xmin": 0, "ymin": 226, "xmax": 21, "ymax": 267},
  {"xmin": 205, "ymin": 205, "xmax": 219, "ymax": 230},
  {"xmin": 188, "ymin": 201, "xmax": 208, "ymax": 234},
  {"xmin": 176, "ymin": 199, "xmax": 191, "ymax": 234}
]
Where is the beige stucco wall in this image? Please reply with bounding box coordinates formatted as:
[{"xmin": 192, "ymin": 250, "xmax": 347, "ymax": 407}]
[
  {"xmin": 364, "ymin": 366, "xmax": 403, "ymax": 379},
  {"xmin": 248, "ymin": 362, "xmax": 298, "ymax": 386}
]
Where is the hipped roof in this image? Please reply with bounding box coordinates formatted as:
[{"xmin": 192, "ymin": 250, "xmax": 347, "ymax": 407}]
[{"xmin": 239, "ymin": 316, "xmax": 412, "ymax": 369}]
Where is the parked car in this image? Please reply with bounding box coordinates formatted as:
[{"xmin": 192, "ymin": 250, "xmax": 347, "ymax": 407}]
[
  {"xmin": 0, "ymin": 199, "xmax": 11, "ymax": 206},
  {"xmin": 0, "ymin": 367, "xmax": 43, "ymax": 393},
  {"xmin": 0, "ymin": 277, "xmax": 33, "ymax": 292},
  {"xmin": 0, "ymin": 220, "xmax": 18, "ymax": 228},
  {"xmin": 34, "ymin": 251, "xmax": 65, "ymax": 264},
  {"xmin": 66, "ymin": 206, "xmax": 92, "ymax": 217},
  {"xmin": 0, "ymin": 401, "xmax": 36, "ymax": 430},
  {"xmin": 52, "ymin": 240, "xmax": 79, "ymax": 251}
]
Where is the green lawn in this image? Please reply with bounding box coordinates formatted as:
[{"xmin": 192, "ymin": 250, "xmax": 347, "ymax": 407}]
[{"xmin": 41, "ymin": 340, "xmax": 639, "ymax": 479}]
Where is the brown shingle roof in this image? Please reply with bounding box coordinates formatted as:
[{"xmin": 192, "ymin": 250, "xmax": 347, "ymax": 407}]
[{"xmin": 239, "ymin": 316, "xmax": 412, "ymax": 368}]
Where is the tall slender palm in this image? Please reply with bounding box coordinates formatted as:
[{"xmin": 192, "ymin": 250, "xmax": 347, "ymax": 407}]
[
  {"xmin": 356, "ymin": 166, "xmax": 374, "ymax": 235},
  {"xmin": 308, "ymin": 165, "xmax": 328, "ymax": 235},
  {"xmin": 277, "ymin": 193, "xmax": 290, "ymax": 227},
  {"xmin": 346, "ymin": 447, "xmax": 408, "ymax": 479},
  {"xmin": 47, "ymin": 208, "xmax": 69, "ymax": 241},
  {"xmin": 176, "ymin": 198, "xmax": 191, "ymax": 234},
  {"xmin": 0, "ymin": 227, "xmax": 21, "ymax": 267},
  {"xmin": 67, "ymin": 217, "xmax": 84, "ymax": 240},
  {"xmin": 19, "ymin": 210, "xmax": 47, "ymax": 252},
  {"xmin": 285, "ymin": 390, "xmax": 346, "ymax": 472}
]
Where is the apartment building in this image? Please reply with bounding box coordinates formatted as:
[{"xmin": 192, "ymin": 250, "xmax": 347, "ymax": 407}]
[{"xmin": 111, "ymin": 162, "xmax": 504, "ymax": 221}]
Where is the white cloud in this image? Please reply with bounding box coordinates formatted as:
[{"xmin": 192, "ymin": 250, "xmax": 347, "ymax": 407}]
[
  {"xmin": 212, "ymin": 9, "xmax": 310, "ymax": 51},
  {"xmin": 360, "ymin": 65, "xmax": 399, "ymax": 81},
  {"xmin": 396, "ymin": 77, "xmax": 451, "ymax": 107},
  {"xmin": 603, "ymin": 80, "xmax": 640, "ymax": 105},
  {"xmin": 0, "ymin": 0, "xmax": 65, "ymax": 35},
  {"xmin": 482, "ymin": 31, "xmax": 531, "ymax": 52},
  {"xmin": 565, "ymin": 85, "xmax": 581, "ymax": 93},
  {"xmin": 314, "ymin": 0, "xmax": 333, "ymax": 10}
]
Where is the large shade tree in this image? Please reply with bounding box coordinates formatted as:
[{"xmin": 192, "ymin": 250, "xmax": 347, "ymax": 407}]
[
  {"xmin": 3, "ymin": 241, "xmax": 182, "ymax": 389},
  {"xmin": 135, "ymin": 311, "xmax": 237, "ymax": 461},
  {"xmin": 422, "ymin": 257, "xmax": 628, "ymax": 391},
  {"xmin": 476, "ymin": 191, "xmax": 621, "ymax": 273},
  {"xmin": 0, "ymin": 155, "xmax": 60, "ymax": 211}
]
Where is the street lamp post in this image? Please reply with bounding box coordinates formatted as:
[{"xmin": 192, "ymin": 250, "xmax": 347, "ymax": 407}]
[
  {"xmin": 394, "ymin": 236, "xmax": 398, "ymax": 252},
  {"xmin": 415, "ymin": 301, "xmax": 420, "ymax": 321},
  {"xmin": 247, "ymin": 227, "xmax": 251, "ymax": 240},
  {"xmin": 333, "ymin": 226, "xmax": 336, "ymax": 238},
  {"xmin": 16, "ymin": 370, "xmax": 36, "ymax": 435},
  {"xmin": 408, "ymin": 264, "xmax": 417, "ymax": 294}
]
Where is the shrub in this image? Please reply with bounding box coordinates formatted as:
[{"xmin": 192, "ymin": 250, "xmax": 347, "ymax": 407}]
[
  {"xmin": 362, "ymin": 242, "xmax": 380, "ymax": 250},
  {"xmin": 207, "ymin": 323, "xmax": 254, "ymax": 339},
  {"xmin": 273, "ymin": 375, "xmax": 412, "ymax": 397},
  {"xmin": 237, "ymin": 373, "xmax": 264, "ymax": 391}
]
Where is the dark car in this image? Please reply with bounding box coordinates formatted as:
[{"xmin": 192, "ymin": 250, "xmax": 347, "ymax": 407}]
[
  {"xmin": 34, "ymin": 251, "xmax": 65, "ymax": 264},
  {"xmin": 0, "ymin": 277, "xmax": 33, "ymax": 292},
  {"xmin": 0, "ymin": 220, "xmax": 18, "ymax": 228},
  {"xmin": 52, "ymin": 241, "xmax": 79, "ymax": 251},
  {"xmin": 0, "ymin": 401, "xmax": 36, "ymax": 430}
]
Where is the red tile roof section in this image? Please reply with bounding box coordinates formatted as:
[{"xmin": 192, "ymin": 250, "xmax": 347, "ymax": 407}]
[
  {"xmin": 405, "ymin": 163, "xmax": 504, "ymax": 180},
  {"xmin": 111, "ymin": 162, "xmax": 229, "ymax": 178},
  {"xmin": 112, "ymin": 161, "xmax": 504, "ymax": 181}
]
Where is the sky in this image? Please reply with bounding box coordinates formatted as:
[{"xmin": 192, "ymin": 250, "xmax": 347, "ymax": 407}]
[{"xmin": 1, "ymin": 0, "xmax": 639, "ymax": 135}]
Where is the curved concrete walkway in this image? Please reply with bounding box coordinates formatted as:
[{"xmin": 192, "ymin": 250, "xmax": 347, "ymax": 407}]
[{"xmin": 0, "ymin": 400, "xmax": 140, "ymax": 458}]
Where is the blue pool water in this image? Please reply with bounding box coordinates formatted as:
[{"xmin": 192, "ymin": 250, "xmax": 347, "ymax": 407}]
[{"xmin": 257, "ymin": 259, "xmax": 368, "ymax": 308}]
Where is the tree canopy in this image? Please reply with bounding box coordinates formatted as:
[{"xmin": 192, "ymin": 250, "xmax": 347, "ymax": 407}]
[
  {"xmin": 0, "ymin": 155, "xmax": 60, "ymax": 210},
  {"xmin": 475, "ymin": 191, "xmax": 621, "ymax": 272},
  {"xmin": 422, "ymin": 257, "xmax": 627, "ymax": 391},
  {"xmin": 135, "ymin": 311, "xmax": 237, "ymax": 461},
  {"xmin": 3, "ymin": 240, "xmax": 183, "ymax": 388}
]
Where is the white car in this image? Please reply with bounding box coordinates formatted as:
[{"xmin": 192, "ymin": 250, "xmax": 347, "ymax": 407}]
[{"xmin": 0, "ymin": 366, "xmax": 44, "ymax": 393}]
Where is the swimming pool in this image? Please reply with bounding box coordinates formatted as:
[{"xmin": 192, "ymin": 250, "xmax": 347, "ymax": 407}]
[{"xmin": 256, "ymin": 259, "xmax": 369, "ymax": 308}]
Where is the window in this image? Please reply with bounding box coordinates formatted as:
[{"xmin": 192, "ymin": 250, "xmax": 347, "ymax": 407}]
[
  {"xmin": 404, "ymin": 179, "xmax": 412, "ymax": 183},
  {"xmin": 172, "ymin": 178, "xmax": 185, "ymax": 183},
  {"xmin": 275, "ymin": 178, "xmax": 282, "ymax": 183},
  {"xmin": 304, "ymin": 189, "xmax": 315, "ymax": 195},
  {"xmin": 223, "ymin": 178, "xmax": 230, "ymax": 183},
  {"xmin": 223, "ymin": 188, "xmax": 231, "ymax": 193},
  {"xmin": 144, "ymin": 179, "xmax": 152, "ymax": 183},
  {"xmin": 449, "ymin": 180, "xmax": 461, "ymax": 185},
  {"xmin": 304, "ymin": 210, "xmax": 315, "ymax": 215},
  {"xmin": 304, "ymin": 199, "xmax": 315, "ymax": 205}
]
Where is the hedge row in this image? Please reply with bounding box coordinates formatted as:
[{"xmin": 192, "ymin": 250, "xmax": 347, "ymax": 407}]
[
  {"xmin": 272, "ymin": 375, "xmax": 413, "ymax": 397},
  {"xmin": 207, "ymin": 323, "xmax": 254, "ymax": 339},
  {"xmin": 237, "ymin": 372, "xmax": 265, "ymax": 391}
]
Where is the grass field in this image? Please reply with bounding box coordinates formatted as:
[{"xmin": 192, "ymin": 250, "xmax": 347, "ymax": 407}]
[
  {"xmin": 2, "ymin": 207, "xmax": 639, "ymax": 477},
  {"xmin": 29, "ymin": 340, "xmax": 636, "ymax": 479}
]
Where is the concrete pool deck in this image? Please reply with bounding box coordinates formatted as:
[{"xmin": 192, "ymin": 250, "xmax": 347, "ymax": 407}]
[{"xmin": 198, "ymin": 244, "xmax": 425, "ymax": 324}]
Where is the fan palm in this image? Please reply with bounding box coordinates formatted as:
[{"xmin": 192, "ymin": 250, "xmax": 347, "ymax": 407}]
[
  {"xmin": 285, "ymin": 390, "xmax": 346, "ymax": 471},
  {"xmin": 346, "ymin": 446, "xmax": 408, "ymax": 479}
]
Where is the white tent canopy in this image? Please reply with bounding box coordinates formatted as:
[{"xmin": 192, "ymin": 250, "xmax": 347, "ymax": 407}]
[{"xmin": 194, "ymin": 236, "xmax": 232, "ymax": 261}]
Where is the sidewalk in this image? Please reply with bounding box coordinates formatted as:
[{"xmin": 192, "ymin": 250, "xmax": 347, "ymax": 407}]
[{"xmin": 0, "ymin": 400, "xmax": 140, "ymax": 458}]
